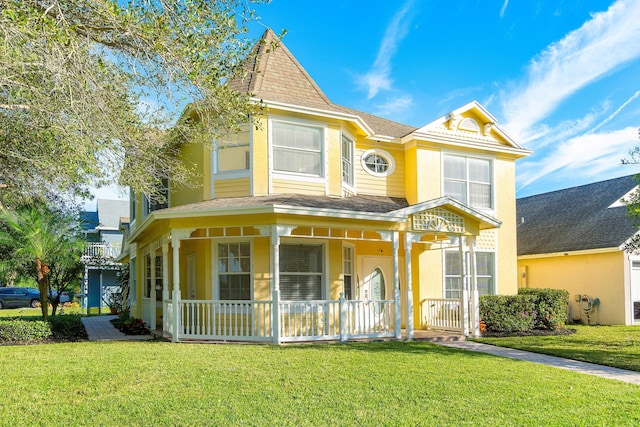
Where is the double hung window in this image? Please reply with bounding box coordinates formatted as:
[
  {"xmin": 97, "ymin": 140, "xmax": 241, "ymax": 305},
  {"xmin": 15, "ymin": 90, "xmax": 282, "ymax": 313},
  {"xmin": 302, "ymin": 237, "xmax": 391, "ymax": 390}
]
[
  {"xmin": 341, "ymin": 134, "xmax": 354, "ymax": 188},
  {"xmin": 217, "ymin": 242, "xmax": 251, "ymax": 300},
  {"xmin": 213, "ymin": 124, "xmax": 251, "ymax": 174},
  {"xmin": 272, "ymin": 121, "xmax": 323, "ymax": 176},
  {"xmin": 443, "ymin": 155, "xmax": 492, "ymax": 209},
  {"xmin": 444, "ymin": 251, "xmax": 495, "ymax": 298}
]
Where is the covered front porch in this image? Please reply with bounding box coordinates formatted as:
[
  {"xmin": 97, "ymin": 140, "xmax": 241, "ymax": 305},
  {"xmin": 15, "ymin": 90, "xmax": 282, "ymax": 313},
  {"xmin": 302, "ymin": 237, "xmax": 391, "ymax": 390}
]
[{"xmin": 134, "ymin": 196, "xmax": 499, "ymax": 344}]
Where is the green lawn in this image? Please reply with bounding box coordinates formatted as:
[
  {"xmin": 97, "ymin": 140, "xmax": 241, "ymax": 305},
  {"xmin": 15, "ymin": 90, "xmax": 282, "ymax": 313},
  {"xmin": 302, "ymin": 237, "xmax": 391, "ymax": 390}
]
[
  {"xmin": 0, "ymin": 306, "xmax": 107, "ymax": 318},
  {"xmin": 473, "ymin": 325, "xmax": 640, "ymax": 372},
  {"xmin": 0, "ymin": 340, "xmax": 638, "ymax": 426}
]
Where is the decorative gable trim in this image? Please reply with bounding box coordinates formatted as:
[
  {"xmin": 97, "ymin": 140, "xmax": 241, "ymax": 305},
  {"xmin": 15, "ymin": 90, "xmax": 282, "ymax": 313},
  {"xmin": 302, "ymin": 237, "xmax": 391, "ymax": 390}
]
[{"xmin": 412, "ymin": 208, "xmax": 465, "ymax": 233}]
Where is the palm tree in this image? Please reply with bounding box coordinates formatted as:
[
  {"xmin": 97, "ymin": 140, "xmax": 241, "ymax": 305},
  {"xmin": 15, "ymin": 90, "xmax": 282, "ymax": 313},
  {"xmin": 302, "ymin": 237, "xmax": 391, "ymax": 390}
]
[{"xmin": 0, "ymin": 205, "xmax": 81, "ymax": 321}]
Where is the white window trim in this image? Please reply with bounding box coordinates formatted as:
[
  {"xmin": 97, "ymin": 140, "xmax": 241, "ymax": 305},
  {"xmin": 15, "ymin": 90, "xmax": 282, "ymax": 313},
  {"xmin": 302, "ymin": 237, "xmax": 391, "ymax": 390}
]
[
  {"xmin": 210, "ymin": 125, "xmax": 253, "ymax": 199},
  {"xmin": 268, "ymin": 116, "xmax": 328, "ymax": 185},
  {"xmin": 211, "ymin": 239, "xmax": 254, "ymax": 301},
  {"xmin": 442, "ymin": 150, "xmax": 495, "ymax": 213},
  {"xmin": 361, "ymin": 148, "xmax": 396, "ymax": 177},
  {"xmin": 341, "ymin": 130, "xmax": 356, "ymax": 194}
]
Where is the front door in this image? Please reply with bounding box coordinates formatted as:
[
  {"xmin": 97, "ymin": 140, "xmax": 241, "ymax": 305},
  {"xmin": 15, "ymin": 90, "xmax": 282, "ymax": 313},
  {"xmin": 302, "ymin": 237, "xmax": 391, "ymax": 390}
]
[
  {"xmin": 356, "ymin": 256, "xmax": 395, "ymax": 332},
  {"xmin": 358, "ymin": 256, "xmax": 392, "ymax": 301}
]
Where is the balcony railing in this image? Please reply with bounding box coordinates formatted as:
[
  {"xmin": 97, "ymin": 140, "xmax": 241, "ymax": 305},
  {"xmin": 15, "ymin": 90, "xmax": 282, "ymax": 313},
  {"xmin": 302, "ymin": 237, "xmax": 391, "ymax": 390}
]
[{"xmin": 82, "ymin": 242, "xmax": 122, "ymax": 263}]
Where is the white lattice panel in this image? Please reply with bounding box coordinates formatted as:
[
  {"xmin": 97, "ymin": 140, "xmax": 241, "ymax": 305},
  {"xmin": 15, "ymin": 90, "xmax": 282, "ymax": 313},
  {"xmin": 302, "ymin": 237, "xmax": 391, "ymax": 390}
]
[{"xmin": 412, "ymin": 208, "xmax": 465, "ymax": 233}]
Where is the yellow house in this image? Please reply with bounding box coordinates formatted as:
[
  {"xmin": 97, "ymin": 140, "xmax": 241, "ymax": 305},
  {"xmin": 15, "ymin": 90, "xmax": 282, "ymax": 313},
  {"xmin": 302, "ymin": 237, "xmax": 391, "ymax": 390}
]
[
  {"xmin": 517, "ymin": 175, "xmax": 640, "ymax": 326},
  {"xmin": 121, "ymin": 29, "xmax": 530, "ymax": 343}
]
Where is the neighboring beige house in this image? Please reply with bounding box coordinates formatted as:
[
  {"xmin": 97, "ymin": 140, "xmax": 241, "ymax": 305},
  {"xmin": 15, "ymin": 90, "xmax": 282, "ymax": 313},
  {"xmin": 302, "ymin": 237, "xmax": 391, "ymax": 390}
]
[
  {"xmin": 517, "ymin": 175, "xmax": 640, "ymax": 325},
  {"xmin": 120, "ymin": 29, "xmax": 530, "ymax": 343}
]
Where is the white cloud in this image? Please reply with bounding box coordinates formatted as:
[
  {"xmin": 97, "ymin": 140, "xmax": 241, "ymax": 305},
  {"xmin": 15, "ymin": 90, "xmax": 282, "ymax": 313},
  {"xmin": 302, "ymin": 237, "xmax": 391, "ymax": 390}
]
[
  {"xmin": 516, "ymin": 126, "xmax": 639, "ymax": 192},
  {"xmin": 500, "ymin": 0, "xmax": 509, "ymax": 18},
  {"xmin": 500, "ymin": 0, "xmax": 640, "ymax": 142},
  {"xmin": 372, "ymin": 95, "xmax": 414, "ymax": 118},
  {"xmin": 357, "ymin": 0, "xmax": 414, "ymax": 99}
]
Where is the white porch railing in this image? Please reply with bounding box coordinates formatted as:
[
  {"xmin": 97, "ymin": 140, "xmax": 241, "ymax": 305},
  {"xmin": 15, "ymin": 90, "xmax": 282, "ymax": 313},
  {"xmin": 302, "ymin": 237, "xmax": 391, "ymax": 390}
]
[
  {"xmin": 179, "ymin": 300, "xmax": 273, "ymax": 341},
  {"xmin": 162, "ymin": 297, "xmax": 396, "ymax": 343},
  {"xmin": 82, "ymin": 242, "xmax": 122, "ymax": 262},
  {"xmin": 420, "ymin": 298, "xmax": 463, "ymax": 332}
]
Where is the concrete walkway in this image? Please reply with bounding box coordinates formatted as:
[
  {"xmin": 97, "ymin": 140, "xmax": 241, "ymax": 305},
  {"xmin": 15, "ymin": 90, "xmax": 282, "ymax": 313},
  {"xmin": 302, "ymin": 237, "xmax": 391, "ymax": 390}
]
[
  {"xmin": 437, "ymin": 340, "xmax": 640, "ymax": 385},
  {"xmin": 81, "ymin": 315, "xmax": 154, "ymax": 342}
]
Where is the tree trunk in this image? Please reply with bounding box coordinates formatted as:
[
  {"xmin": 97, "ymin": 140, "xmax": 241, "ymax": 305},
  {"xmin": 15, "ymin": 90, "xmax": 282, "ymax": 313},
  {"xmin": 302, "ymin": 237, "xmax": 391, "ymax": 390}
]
[{"xmin": 35, "ymin": 257, "xmax": 49, "ymax": 321}]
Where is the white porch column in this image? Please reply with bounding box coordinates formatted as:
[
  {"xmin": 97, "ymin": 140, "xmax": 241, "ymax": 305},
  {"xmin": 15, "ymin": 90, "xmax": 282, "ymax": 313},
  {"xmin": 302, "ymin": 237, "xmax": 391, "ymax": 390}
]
[
  {"xmin": 468, "ymin": 236, "xmax": 480, "ymax": 337},
  {"xmin": 405, "ymin": 233, "xmax": 415, "ymax": 341},
  {"xmin": 271, "ymin": 225, "xmax": 281, "ymax": 345},
  {"xmin": 150, "ymin": 251, "xmax": 157, "ymax": 330},
  {"xmin": 460, "ymin": 236, "xmax": 469, "ymax": 336},
  {"xmin": 162, "ymin": 242, "xmax": 169, "ymax": 301},
  {"xmin": 171, "ymin": 237, "xmax": 181, "ymax": 343},
  {"xmin": 393, "ymin": 231, "xmax": 401, "ymax": 339},
  {"xmin": 162, "ymin": 241, "xmax": 169, "ymax": 335}
]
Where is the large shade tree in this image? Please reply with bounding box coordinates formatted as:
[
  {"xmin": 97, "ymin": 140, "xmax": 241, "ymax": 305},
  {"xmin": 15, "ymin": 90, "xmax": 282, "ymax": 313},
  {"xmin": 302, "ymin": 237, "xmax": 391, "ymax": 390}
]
[{"xmin": 0, "ymin": 0, "xmax": 269, "ymax": 200}]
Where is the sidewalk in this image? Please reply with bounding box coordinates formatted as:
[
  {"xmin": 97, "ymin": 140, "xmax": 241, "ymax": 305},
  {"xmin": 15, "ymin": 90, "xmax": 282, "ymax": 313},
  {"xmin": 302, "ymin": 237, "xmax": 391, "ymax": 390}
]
[
  {"xmin": 436, "ymin": 340, "xmax": 640, "ymax": 385},
  {"xmin": 81, "ymin": 315, "xmax": 154, "ymax": 342}
]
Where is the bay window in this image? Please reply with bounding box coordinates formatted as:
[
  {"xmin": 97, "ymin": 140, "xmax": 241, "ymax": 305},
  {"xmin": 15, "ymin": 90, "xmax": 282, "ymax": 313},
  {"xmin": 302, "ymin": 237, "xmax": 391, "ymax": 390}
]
[
  {"xmin": 217, "ymin": 242, "xmax": 251, "ymax": 300},
  {"xmin": 272, "ymin": 121, "xmax": 323, "ymax": 176},
  {"xmin": 279, "ymin": 244, "xmax": 324, "ymax": 300}
]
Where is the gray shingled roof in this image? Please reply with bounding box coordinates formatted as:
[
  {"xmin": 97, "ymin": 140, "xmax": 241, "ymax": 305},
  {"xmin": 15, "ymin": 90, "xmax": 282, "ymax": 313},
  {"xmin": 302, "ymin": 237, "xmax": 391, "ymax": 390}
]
[
  {"xmin": 161, "ymin": 194, "xmax": 409, "ymax": 215},
  {"xmin": 517, "ymin": 175, "xmax": 639, "ymax": 255},
  {"xmin": 228, "ymin": 29, "xmax": 417, "ymax": 139}
]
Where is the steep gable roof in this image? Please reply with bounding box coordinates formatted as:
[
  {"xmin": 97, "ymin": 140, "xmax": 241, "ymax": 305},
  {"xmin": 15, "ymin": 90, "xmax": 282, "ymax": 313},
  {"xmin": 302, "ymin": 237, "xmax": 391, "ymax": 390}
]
[
  {"xmin": 517, "ymin": 175, "xmax": 639, "ymax": 255},
  {"xmin": 227, "ymin": 29, "xmax": 417, "ymax": 139},
  {"xmin": 228, "ymin": 29, "xmax": 332, "ymax": 110}
]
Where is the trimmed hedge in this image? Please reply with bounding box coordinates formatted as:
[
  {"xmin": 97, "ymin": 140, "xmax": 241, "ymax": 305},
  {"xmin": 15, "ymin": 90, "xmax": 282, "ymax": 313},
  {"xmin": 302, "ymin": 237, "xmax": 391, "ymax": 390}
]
[
  {"xmin": 480, "ymin": 288, "xmax": 569, "ymax": 333},
  {"xmin": 0, "ymin": 319, "xmax": 52, "ymax": 342},
  {"xmin": 479, "ymin": 295, "xmax": 537, "ymax": 333},
  {"xmin": 518, "ymin": 288, "xmax": 569, "ymax": 330},
  {"xmin": 0, "ymin": 314, "xmax": 87, "ymax": 343}
]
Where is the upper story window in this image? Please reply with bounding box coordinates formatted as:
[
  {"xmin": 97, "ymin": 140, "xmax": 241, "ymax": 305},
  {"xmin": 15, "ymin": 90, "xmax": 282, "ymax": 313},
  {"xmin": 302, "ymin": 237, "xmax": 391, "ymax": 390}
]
[
  {"xmin": 272, "ymin": 121, "xmax": 324, "ymax": 177},
  {"xmin": 443, "ymin": 154, "xmax": 492, "ymax": 209},
  {"xmin": 361, "ymin": 149, "xmax": 395, "ymax": 177},
  {"xmin": 341, "ymin": 134, "xmax": 354, "ymax": 188},
  {"xmin": 144, "ymin": 177, "xmax": 169, "ymax": 215},
  {"xmin": 213, "ymin": 124, "xmax": 251, "ymax": 174}
]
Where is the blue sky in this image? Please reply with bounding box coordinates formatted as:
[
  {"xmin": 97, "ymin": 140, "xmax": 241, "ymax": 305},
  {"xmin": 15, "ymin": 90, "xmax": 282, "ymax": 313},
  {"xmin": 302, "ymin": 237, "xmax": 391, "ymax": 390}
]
[
  {"xmin": 249, "ymin": 0, "xmax": 640, "ymax": 197},
  {"xmin": 89, "ymin": 0, "xmax": 640, "ymax": 207}
]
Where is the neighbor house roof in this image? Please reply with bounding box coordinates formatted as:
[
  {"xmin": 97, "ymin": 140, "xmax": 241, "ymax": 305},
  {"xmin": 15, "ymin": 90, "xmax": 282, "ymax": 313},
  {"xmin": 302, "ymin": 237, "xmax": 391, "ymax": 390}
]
[
  {"xmin": 228, "ymin": 29, "xmax": 417, "ymax": 139},
  {"xmin": 95, "ymin": 199, "xmax": 130, "ymax": 231},
  {"xmin": 517, "ymin": 175, "xmax": 639, "ymax": 256}
]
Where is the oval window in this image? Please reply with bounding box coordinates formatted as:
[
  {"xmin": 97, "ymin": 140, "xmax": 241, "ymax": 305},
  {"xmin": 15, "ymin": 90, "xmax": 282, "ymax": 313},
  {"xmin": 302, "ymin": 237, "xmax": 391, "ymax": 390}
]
[{"xmin": 361, "ymin": 149, "xmax": 395, "ymax": 177}]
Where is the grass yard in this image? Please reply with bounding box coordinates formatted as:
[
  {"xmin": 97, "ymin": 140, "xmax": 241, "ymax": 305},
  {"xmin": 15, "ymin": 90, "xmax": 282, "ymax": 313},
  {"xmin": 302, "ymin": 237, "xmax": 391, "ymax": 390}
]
[
  {"xmin": 473, "ymin": 325, "xmax": 640, "ymax": 372},
  {"xmin": 1, "ymin": 340, "xmax": 638, "ymax": 426}
]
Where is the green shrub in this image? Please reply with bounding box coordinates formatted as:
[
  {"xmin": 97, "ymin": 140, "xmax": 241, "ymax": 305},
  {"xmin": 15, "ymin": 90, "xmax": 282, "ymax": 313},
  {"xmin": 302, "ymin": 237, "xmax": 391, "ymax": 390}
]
[
  {"xmin": 0, "ymin": 319, "xmax": 52, "ymax": 342},
  {"xmin": 479, "ymin": 295, "xmax": 537, "ymax": 333},
  {"xmin": 111, "ymin": 311, "xmax": 149, "ymax": 335},
  {"xmin": 48, "ymin": 314, "xmax": 88, "ymax": 341},
  {"xmin": 518, "ymin": 288, "xmax": 569, "ymax": 330}
]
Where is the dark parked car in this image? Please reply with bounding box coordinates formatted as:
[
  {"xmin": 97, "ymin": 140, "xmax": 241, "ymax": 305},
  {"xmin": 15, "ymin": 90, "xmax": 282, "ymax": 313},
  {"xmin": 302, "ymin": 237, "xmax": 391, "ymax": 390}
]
[{"xmin": 0, "ymin": 287, "xmax": 41, "ymax": 309}]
